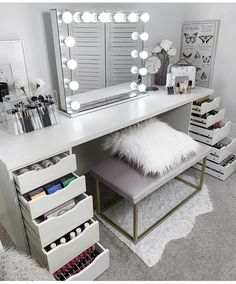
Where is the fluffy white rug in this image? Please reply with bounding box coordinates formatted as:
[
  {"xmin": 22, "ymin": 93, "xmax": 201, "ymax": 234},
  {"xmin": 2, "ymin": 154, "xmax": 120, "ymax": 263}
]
[
  {"xmin": 0, "ymin": 247, "xmax": 52, "ymax": 281},
  {"xmin": 103, "ymin": 118, "xmax": 200, "ymax": 176},
  {"xmin": 97, "ymin": 174, "xmax": 213, "ymax": 267}
]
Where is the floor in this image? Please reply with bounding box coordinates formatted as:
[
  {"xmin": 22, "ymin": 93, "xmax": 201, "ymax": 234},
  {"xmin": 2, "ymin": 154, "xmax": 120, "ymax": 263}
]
[{"xmin": 1, "ymin": 126, "xmax": 236, "ymax": 281}]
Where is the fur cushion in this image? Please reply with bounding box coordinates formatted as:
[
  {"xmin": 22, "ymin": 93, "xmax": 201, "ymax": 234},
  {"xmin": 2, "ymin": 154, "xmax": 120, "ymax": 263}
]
[
  {"xmin": 0, "ymin": 247, "xmax": 52, "ymax": 281},
  {"xmin": 103, "ymin": 118, "xmax": 200, "ymax": 176}
]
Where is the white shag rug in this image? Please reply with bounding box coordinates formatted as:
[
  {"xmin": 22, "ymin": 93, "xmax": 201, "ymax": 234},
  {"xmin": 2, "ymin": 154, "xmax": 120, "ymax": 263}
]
[{"xmin": 97, "ymin": 175, "xmax": 213, "ymax": 267}]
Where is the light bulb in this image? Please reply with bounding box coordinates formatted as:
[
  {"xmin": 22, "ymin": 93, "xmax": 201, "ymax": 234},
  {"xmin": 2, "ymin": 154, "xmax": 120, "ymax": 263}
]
[
  {"xmin": 98, "ymin": 12, "xmax": 112, "ymax": 23},
  {"xmin": 127, "ymin": 12, "xmax": 139, "ymax": 23},
  {"xmin": 130, "ymin": 82, "xmax": 138, "ymax": 90},
  {"xmin": 138, "ymin": 68, "xmax": 148, "ymax": 76},
  {"xmin": 138, "ymin": 84, "xmax": 146, "ymax": 92},
  {"xmin": 113, "ymin": 12, "xmax": 126, "ymax": 23},
  {"xmin": 91, "ymin": 12, "xmax": 98, "ymax": 22},
  {"xmin": 64, "ymin": 36, "xmax": 75, "ymax": 47},
  {"xmin": 131, "ymin": 32, "xmax": 139, "ymax": 40},
  {"xmin": 67, "ymin": 59, "xmax": 77, "ymax": 70},
  {"xmin": 140, "ymin": 12, "xmax": 150, "ymax": 22},
  {"xmin": 69, "ymin": 81, "xmax": 79, "ymax": 91},
  {"xmin": 139, "ymin": 50, "xmax": 148, "ymax": 60},
  {"xmin": 131, "ymin": 50, "xmax": 138, "ymax": 58},
  {"xmin": 81, "ymin": 11, "xmax": 92, "ymax": 23},
  {"xmin": 131, "ymin": 66, "xmax": 138, "ymax": 74},
  {"xmin": 73, "ymin": 12, "xmax": 81, "ymax": 23},
  {"xmin": 70, "ymin": 100, "xmax": 81, "ymax": 111},
  {"xmin": 139, "ymin": 32, "xmax": 149, "ymax": 41},
  {"xmin": 62, "ymin": 11, "xmax": 73, "ymax": 24}
]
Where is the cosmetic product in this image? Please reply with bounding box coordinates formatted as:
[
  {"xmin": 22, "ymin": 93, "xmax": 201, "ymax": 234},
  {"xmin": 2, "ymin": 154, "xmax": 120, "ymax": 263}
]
[
  {"xmin": 70, "ymin": 232, "xmax": 76, "ymax": 240},
  {"xmin": 84, "ymin": 222, "xmax": 90, "ymax": 229},
  {"xmin": 43, "ymin": 199, "xmax": 76, "ymax": 219},
  {"xmin": 30, "ymin": 163, "xmax": 43, "ymax": 171},
  {"xmin": 76, "ymin": 227, "xmax": 82, "ymax": 235},
  {"xmin": 45, "ymin": 182, "xmax": 62, "ymax": 195},
  {"xmin": 166, "ymin": 73, "xmax": 173, "ymax": 88},
  {"xmin": 60, "ymin": 174, "xmax": 77, "ymax": 187},
  {"xmin": 60, "ymin": 237, "xmax": 66, "ymax": 244},
  {"xmin": 41, "ymin": 159, "xmax": 54, "ymax": 168},
  {"xmin": 179, "ymin": 81, "xmax": 184, "ymax": 94},
  {"xmin": 175, "ymin": 82, "xmax": 180, "ymax": 94},
  {"xmin": 187, "ymin": 80, "xmax": 192, "ymax": 94},
  {"xmin": 167, "ymin": 86, "xmax": 174, "ymax": 95},
  {"xmin": 51, "ymin": 155, "xmax": 61, "ymax": 164},
  {"xmin": 28, "ymin": 187, "xmax": 46, "ymax": 200},
  {"xmin": 18, "ymin": 168, "xmax": 29, "ymax": 175},
  {"xmin": 183, "ymin": 80, "xmax": 188, "ymax": 94},
  {"xmin": 50, "ymin": 243, "xmax": 57, "ymax": 250}
]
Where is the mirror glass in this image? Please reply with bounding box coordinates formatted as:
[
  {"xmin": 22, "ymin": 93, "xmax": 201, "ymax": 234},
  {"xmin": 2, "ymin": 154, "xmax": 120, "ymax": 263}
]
[{"xmin": 50, "ymin": 9, "xmax": 149, "ymax": 116}]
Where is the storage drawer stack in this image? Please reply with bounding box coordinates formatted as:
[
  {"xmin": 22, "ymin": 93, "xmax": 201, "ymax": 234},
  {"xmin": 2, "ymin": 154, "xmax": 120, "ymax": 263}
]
[
  {"xmin": 13, "ymin": 150, "xmax": 109, "ymax": 281},
  {"xmin": 189, "ymin": 96, "xmax": 236, "ymax": 181}
]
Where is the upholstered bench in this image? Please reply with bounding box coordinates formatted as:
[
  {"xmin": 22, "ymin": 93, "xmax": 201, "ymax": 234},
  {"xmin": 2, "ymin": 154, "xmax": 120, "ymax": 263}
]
[{"xmin": 90, "ymin": 144, "xmax": 211, "ymax": 244}]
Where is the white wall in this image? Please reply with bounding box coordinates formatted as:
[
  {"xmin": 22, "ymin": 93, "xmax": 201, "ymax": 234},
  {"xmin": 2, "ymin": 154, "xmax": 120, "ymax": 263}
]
[{"xmin": 184, "ymin": 3, "xmax": 236, "ymax": 121}]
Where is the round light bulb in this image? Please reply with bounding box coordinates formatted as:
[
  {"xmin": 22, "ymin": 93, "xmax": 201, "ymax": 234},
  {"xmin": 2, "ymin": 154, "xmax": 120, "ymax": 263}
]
[
  {"xmin": 140, "ymin": 12, "xmax": 150, "ymax": 22},
  {"xmin": 73, "ymin": 12, "xmax": 81, "ymax": 23},
  {"xmin": 69, "ymin": 81, "xmax": 79, "ymax": 91},
  {"xmin": 138, "ymin": 84, "xmax": 146, "ymax": 92},
  {"xmin": 81, "ymin": 11, "xmax": 92, "ymax": 23},
  {"xmin": 130, "ymin": 82, "xmax": 138, "ymax": 90},
  {"xmin": 91, "ymin": 12, "xmax": 98, "ymax": 22},
  {"xmin": 138, "ymin": 68, "xmax": 148, "ymax": 76},
  {"xmin": 62, "ymin": 11, "xmax": 73, "ymax": 24},
  {"xmin": 139, "ymin": 32, "xmax": 149, "ymax": 41},
  {"xmin": 131, "ymin": 32, "xmax": 139, "ymax": 40},
  {"xmin": 64, "ymin": 36, "xmax": 75, "ymax": 47},
  {"xmin": 70, "ymin": 100, "xmax": 81, "ymax": 111},
  {"xmin": 113, "ymin": 12, "xmax": 126, "ymax": 23},
  {"xmin": 131, "ymin": 50, "xmax": 138, "ymax": 58},
  {"xmin": 67, "ymin": 59, "xmax": 77, "ymax": 70},
  {"xmin": 127, "ymin": 12, "xmax": 139, "ymax": 23},
  {"xmin": 98, "ymin": 12, "xmax": 112, "ymax": 23},
  {"xmin": 139, "ymin": 50, "xmax": 148, "ymax": 60},
  {"xmin": 131, "ymin": 66, "xmax": 138, "ymax": 74}
]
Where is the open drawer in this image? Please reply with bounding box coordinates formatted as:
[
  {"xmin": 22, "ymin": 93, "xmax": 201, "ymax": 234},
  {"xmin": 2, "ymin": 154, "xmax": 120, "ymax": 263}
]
[
  {"xmin": 52, "ymin": 242, "xmax": 109, "ymax": 281},
  {"xmin": 14, "ymin": 153, "xmax": 77, "ymax": 195},
  {"xmin": 26, "ymin": 219, "xmax": 100, "ymax": 274},
  {"xmin": 189, "ymin": 120, "xmax": 231, "ymax": 146},
  {"xmin": 21, "ymin": 193, "xmax": 93, "ymax": 247},
  {"xmin": 18, "ymin": 174, "xmax": 86, "ymax": 219},
  {"xmin": 192, "ymin": 97, "xmax": 220, "ymax": 115},
  {"xmin": 208, "ymin": 137, "xmax": 236, "ymax": 163},
  {"xmin": 194, "ymin": 157, "xmax": 236, "ymax": 181},
  {"xmin": 190, "ymin": 108, "xmax": 225, "ymax": 128}
]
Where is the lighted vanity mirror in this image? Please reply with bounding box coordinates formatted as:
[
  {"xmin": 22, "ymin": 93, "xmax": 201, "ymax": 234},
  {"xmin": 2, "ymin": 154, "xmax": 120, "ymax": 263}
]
[{"xmin": 50, "ymin": 9, "xmax": 150, "ymax": 116}]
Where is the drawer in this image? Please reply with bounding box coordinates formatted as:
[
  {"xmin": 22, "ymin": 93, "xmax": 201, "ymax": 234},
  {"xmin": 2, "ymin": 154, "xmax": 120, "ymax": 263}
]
[
  {"xmin": 14, "ymin": 153, "xmax": 77, "ymax": 195},
  {"xmin": 53, "ymin": 242, "xmax": 109, "ymax": 281},
  {"xmin": 194, "ymin": 157, "xmax": 236, "ymax": 181},
  {"xmin": 21, "ymin": 193, "xmax": 93, "ymax": 247},
  {"xmin": 190, "ymin": 108, "xmax": 225, "ymax": 128},
  {"xmin": 192, "ymin": 96, "xmax": 220, "ymax": 115},
  {"xmin": 208, "ymin": 137, "xmax": 236, "ymax": 163},
  {"xmin": 189, "ymin": 121, "xmax": 231, "ymax": 146},
  {"xmin": 18, "ymin": 174, "xmax": 86, "ymax": 219},
  {"xmin": 29, "ymin": 242, "xmax": 48, "ymax": 269}
]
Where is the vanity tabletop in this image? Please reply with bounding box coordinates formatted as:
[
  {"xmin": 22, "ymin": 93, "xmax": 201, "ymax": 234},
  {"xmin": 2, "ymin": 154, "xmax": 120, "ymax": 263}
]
[{"xmin": 0, "ymin": 86, "xmax": 213, "ymax": 171}]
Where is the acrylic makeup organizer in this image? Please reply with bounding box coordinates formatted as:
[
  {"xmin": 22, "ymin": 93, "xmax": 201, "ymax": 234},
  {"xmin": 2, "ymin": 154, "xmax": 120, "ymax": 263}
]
[
  {"xmin": 14, "ymin": 150, "xmax": 109, "ymax": 280},
  {"xmin": 189, "ymin": 96, "xmax": 236, "ymax": 180},
  {"xmin": 2, "ymin": 91, "xmax": 60, "ymax": 135}
]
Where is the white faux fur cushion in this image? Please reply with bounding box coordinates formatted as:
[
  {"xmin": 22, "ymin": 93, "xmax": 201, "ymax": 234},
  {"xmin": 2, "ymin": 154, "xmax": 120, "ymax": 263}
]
[
  {"xmin": 103, "ymin": 118, "xmax": 200, "ymax": 176},
  {"xmin": 0, "ymin": 247, "xmax": 52, "ymax": 281}
]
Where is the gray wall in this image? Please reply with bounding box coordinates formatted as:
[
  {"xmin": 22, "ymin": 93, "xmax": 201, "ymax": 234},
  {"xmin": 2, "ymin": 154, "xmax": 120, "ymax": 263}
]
[{"xmin": 0, "ymin": 3, "xmax": 235, "ymax": 121}]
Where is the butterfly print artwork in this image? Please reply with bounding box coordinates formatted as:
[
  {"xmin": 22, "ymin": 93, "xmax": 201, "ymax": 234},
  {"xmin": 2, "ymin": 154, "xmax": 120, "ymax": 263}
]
[
  {"xmin": 199, "ymin": 35, "xmax": 213, "ymax": 44},
  {"xmin": 184, "ymin": 32, "xmax": 198, "ymax": 44},
  {"xmin": 182, "ymin": 52, "xmax": 192, "ymax": 59},
  {"xmin": 194, "ymin": 51, "xmax": 201, "ymax": 60},
  {"xmin": 201, "ymin": 72, "xmax": 207, "ymax": 80},
  {"xmin": 196, "ymin": 67, "xmax": 202, "ymax": 73},
  {"xmin": 202, "ymin": 56, "xmax": 211, "ymax": 63}
]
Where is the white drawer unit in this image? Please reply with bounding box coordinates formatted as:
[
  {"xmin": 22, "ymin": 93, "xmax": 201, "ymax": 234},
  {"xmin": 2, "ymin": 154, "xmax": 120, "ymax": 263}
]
[
  {"xmin": 208, "ymin": 137, "xmax": 236, "ymax": 163},
  {"xmin": 21, "ymin": 194, "xmax": 93, "ymax": 247},
  {"xmin": 189, "ymin": 120, "xmax": 231, "ymax": 146},
  {"xmin": 14, "ymin": 153, "xmax": 77, "ymax": 195},
  {"xmin": 190, "ymin": 108, "xmax": 225, "ymax": 128},
  {"xmin": 18, "ymin": 174, "xmax": 86, "ymax": 219},
  {"xmin": 191, "ymin": 96, "xmax": 220, "ymax": 115}
]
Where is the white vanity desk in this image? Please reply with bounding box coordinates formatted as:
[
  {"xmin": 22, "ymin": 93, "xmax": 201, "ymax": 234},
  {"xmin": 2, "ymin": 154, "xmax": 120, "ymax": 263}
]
[{"xmin": 0, "ymin": 86, "xmax": 213, "ymax": 256}]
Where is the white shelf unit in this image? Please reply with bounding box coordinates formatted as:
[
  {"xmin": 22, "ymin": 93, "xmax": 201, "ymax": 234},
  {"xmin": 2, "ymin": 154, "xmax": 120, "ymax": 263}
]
[
  {"xmin": 189, "ymin": 96, "xmax": 236, "ymax": 181},
  {"xmin": 14, "ymin": 150, "xmax": 109, "ymax": 280}
]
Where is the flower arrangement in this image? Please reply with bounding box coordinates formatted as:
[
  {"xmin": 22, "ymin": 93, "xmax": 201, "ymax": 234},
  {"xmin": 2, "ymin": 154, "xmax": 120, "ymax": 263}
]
[
  {"xmin": 14, "ymin": 78, "xmax": 46, "ymax": 96},
  {"xmin": 152, "ymin": 39, "xmax": 177, "ymax": 57}
]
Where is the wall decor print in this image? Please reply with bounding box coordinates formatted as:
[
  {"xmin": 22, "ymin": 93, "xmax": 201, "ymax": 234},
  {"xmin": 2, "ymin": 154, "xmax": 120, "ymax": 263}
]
[{"xmin": 180, "ymin": 20, "xmax": 220, "ymax": 87}]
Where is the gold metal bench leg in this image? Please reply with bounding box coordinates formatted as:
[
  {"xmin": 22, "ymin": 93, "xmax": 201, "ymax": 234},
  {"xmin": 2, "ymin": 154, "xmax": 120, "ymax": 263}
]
[{"xmin": 133, "ymin": 203, "xmax": 138, "ymax": 244}]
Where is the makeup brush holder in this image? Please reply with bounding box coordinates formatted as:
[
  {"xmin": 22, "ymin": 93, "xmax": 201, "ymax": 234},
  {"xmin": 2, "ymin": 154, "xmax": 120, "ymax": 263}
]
[{"xmin": 3, "ymin": 90, "xmax": 60, "ymax": 136}]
